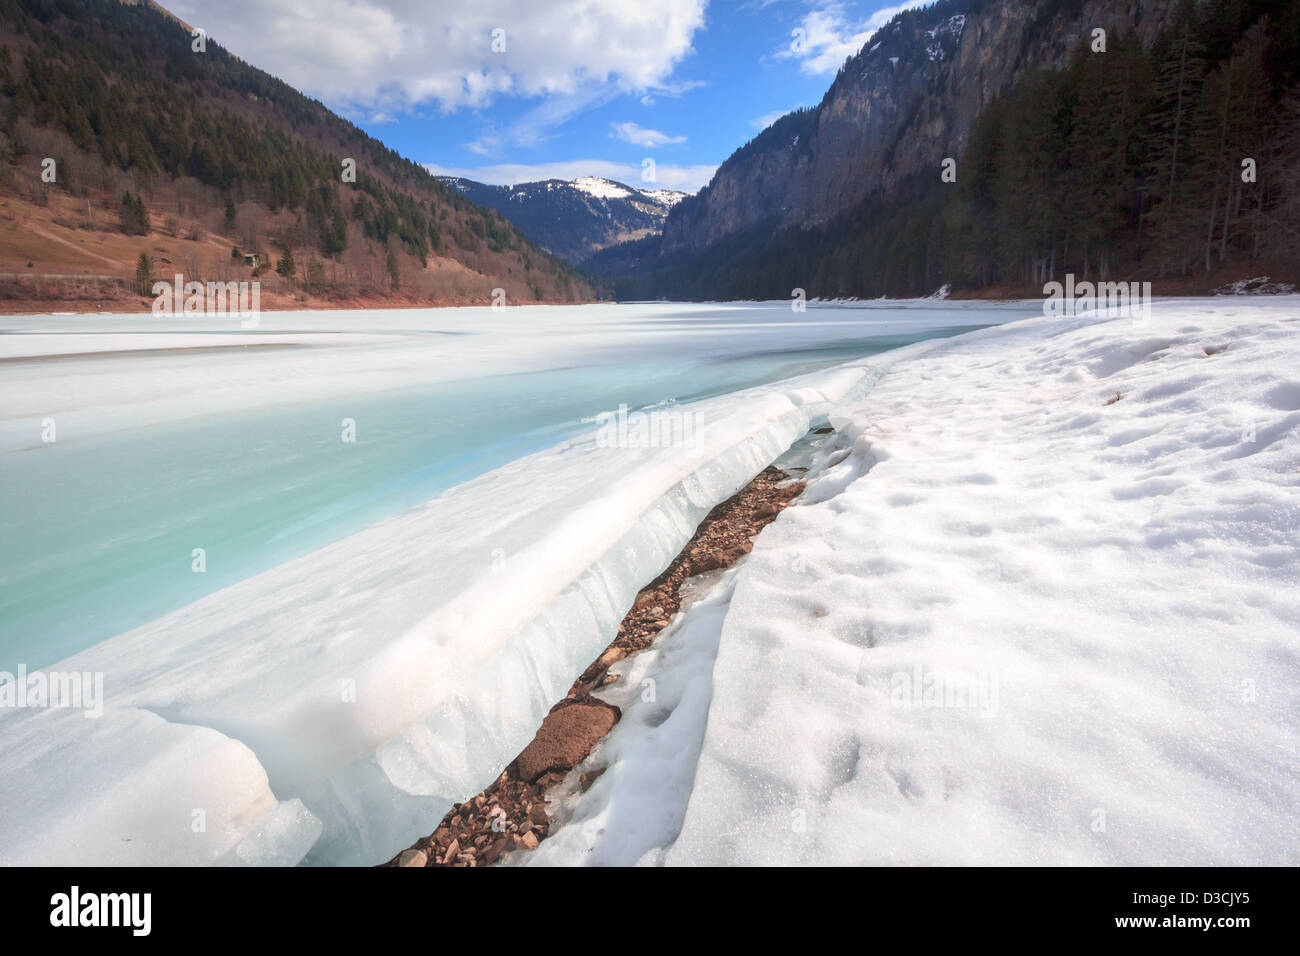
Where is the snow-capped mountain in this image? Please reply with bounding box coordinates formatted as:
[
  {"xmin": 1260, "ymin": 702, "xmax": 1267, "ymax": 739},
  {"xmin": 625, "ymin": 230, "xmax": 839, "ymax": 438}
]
[{"xmin": 437, "ymin": 176, "xmax": 688, "ymax": 264}]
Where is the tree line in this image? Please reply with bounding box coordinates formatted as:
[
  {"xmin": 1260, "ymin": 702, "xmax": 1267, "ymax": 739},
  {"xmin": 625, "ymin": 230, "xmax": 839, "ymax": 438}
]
[{"xmin": 612, "ymin": 0, "xmax": 1300, "ymax": 300}]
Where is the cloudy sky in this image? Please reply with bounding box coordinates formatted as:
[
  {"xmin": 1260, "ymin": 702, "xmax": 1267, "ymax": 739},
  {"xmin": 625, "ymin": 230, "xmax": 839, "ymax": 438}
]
[{"xmin": 167, "ymin": 0, "xmax": 926, "ymax": 193}]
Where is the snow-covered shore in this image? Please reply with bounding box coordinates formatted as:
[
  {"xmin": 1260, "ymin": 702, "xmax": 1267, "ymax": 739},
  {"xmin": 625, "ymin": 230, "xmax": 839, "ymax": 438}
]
[
  {"xmin": 533, "ymin": 298, "xmax": 1300, "ymax": 866},
  {"xmin": 3, "ymin": 297, "xmax": 1295, "ymax": 867}
]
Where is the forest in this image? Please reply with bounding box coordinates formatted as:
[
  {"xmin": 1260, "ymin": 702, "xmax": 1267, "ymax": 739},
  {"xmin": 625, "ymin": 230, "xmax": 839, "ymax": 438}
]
[
  {"xmin": 0, "ymin": 0, "xmax": 588, "ymax": 303},
  {"xmin": 610, "ymin": 0, "xmax": 1300, "ymax": 300}
]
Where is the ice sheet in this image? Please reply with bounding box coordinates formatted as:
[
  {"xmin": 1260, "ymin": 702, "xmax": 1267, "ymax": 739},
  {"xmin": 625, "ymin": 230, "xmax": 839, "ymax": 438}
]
[{"xmin": 0, "ymin": 352, "xmax": 880, "ymax": 866}]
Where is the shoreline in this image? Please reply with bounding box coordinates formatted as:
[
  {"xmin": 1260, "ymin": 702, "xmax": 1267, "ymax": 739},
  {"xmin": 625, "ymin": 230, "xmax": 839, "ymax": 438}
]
[
  {"xmin": 382, "ymin": 461, "xmax": 810, "ymax": 868},
  {"xmin": 3, "ymin": 286, "xmax": 1295, "ymax": 317}
]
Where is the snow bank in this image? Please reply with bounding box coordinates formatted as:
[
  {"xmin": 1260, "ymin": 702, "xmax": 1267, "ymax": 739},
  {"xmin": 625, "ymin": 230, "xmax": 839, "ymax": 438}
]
[
  {"xmin": 0, "ymin": 704, "xmax": 321, "ymax": 866},
  {"xmin": 533, "ymin": 298, "xmax": 1299, "ymax": 866},
  {"xmin": 0, "ymin": 361, "xmax": 876, "ymax": 867},
  {"xmin": 660, "ymin": 298, "xmax": 1299, "ymax": 865}
]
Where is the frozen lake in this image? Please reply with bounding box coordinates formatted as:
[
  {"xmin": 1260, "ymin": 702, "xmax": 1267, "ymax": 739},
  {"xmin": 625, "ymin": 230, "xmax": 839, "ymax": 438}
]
[
  {"xmin": 0, "ymin": 301, "xmax": 1030, "ymax": 671},
  {"xmin": 0, "ymin": 299, "xmax": 1044, "ymax": 866}
]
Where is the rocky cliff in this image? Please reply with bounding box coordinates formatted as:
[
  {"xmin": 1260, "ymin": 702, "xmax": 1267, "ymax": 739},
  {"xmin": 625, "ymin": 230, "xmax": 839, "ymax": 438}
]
[{"xmin": 660, "ymin": 0, "xmax": 1173, "ymax": 258}]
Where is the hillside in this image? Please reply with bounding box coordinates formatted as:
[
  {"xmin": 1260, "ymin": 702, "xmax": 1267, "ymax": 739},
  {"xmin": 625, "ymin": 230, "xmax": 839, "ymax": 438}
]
[
  {"xmin": 0, "ymin": 0, "xmax": 593, "ymax": 311},
  {"xmin": 610, "ymin": 0, "xmax": 1300, "ymax": 300},
  {"xmin": 438, "ymin": 175, "xmax": 686, "ymax": 264}
]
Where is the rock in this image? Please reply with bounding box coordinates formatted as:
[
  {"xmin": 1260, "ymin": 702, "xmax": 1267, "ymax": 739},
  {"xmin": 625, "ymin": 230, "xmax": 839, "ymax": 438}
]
[
  {"xmin": 521, "ymin": 831, "xmax": 540, "ymax": 850},
  {"xmin": 579, "ymin": 646, "xmax": 628, "ymax": 684},
  {"xmin": 398, "ymin": 848, "xmax": 428, "ymax": 868},
  {"xmin": 579, "ymin": 768, "xmax": 607, "ymax": 792},
  {"xmin": 516, "ymin": 701, "xmax": 619, "ymax": 782},
  {"xmin": 441, "ymin": 838, "xmax": 459, "ymax": 865},
  {"xmin": 529, "ymin": 802, "xmax": 550, "ymax": 826},
  {"xmin": 481, "ymin": 838, "xmax": 508, "ymax": 866}
]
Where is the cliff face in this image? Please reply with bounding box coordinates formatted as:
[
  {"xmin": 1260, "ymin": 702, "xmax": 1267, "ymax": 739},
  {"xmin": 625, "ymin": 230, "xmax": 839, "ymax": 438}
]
[{"xmin": 660, "ymin": 0, "xmax": 1172, "ymax": 257}]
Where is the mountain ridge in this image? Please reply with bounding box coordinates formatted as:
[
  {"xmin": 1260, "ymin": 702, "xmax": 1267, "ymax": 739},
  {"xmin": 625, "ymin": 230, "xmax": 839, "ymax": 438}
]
[
  {"xmin": 437, "ymin": 175, "xmax": 687, "ymax": 264},
  {"xmin": 613, "ymin": 0, "xmax": 1298, "ymax": 300},
  {"xmin": 0, "ymin": 0, "xmax": 592, "ymax": 309},
  {"xmin": 660, "ymin": 0, "xmax": 1174, "ymax": 257}
]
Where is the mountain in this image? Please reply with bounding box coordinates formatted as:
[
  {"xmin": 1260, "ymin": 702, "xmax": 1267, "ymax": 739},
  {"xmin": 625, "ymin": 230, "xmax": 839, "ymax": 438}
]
[
  {"xmin": 437, "ymin": 175, "xmax": 687, "ymax": 264},
  {"xmin": 0, "ymin": 0, "xmax": 592, "ymax": 309},
  {"xmin": 614, "ymin": 0, "xmax": 1300, "ymax": 300}
]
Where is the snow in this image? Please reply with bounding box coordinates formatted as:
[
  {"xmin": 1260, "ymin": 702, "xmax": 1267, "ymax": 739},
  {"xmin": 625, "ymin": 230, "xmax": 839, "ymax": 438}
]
[
  {"xmin": 11, "ymin": 296, "xmax": 1290, "ymax": 868},
  {"xmin": 527, "ymin": 565, "xmax": 742, "ymax": 867},
  {"xmin": 531, "ymin": 298, "xmax": 1300, "ymax": 866},
  {"xmin": 572, "ymin": 176, "xmax": 634, "ymax": 200},
  {"xmin": 0, "ymin": 339, "xmax": 886, "ymax": 866},
  {"xmin": 639, "ymin": 188, "xmax": 689, "ymax": 207},
  {"xmin": 0, "ymin": 704, "xmax": 321, "ymax": 866}
]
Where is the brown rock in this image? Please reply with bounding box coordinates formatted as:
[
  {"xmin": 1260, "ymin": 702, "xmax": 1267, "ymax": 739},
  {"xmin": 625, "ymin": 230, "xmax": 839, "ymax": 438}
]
[
  {"xmin": 441, "ymin": 838, "xmax": 459, "ymax": 865},
  {"xmin": 579, "ymin": 767, "xmax": 607, "ymax": 792},
  {"xmin": 521, "ymin": 831, "xmax": 540, "ymax": 850},
  {"xmin": 529, "ymin": 802, "xmax": 550, "ymax": 826},
  {"xmin": 398, "ymin": 848, "xmax": 428, "ymax": 867},
  {"xmin": 481, "ymin": 838, "xmax": 508, "ymax": 866},
  {"xmin": 579, "ymin": 646, "xmax": 629, "ymax": 684},
  {"xmin": 516, "ymin": 702, "xmax": 619, "ymax": 782}
]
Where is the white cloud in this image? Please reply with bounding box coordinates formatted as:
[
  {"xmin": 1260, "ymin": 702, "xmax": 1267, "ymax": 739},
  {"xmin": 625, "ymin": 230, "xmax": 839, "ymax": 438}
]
[
  {"xmin": 780, "ymin": 2, "xmax": 928, "ymax": 76},
  {"xmin": 426, "ymin": 160, "xmax": 717, "ymax": 194},
  {"xmin": 609, "ymin": 122, "xmax": 686, "ymax": 147},
  {"xmin": 170, "ymin": 0, "xmax": 707, "ymax": 114},
  {"xmin": 639, "ymin": 78, "xmax": 706, "ymax": 106}
]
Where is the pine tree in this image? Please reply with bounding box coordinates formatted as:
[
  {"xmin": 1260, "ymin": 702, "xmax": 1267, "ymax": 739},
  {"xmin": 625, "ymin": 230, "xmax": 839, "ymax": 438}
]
[
  {"xmin": 276, "ymin": 245, "xmax": 295, "ymax": 277},
  {"xmin": 1144, "ymin": 0, "xmax": 1207, "ymax": 275},
  {"xmin": 118, "ymin": 191, "xmax": 150, "ymax": 235},
  {"xmin": 386, "ymin": 248, "xmax": 401, "ymax": 292},
  {"xmin": 134, "ymin": 252, "xmax": 152, "ymax": 297}
]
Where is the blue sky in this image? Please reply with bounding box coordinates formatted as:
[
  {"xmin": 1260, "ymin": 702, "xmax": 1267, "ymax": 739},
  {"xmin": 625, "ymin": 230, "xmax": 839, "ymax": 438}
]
[{"xmin": 169, "ymin": 1, "xmax": 927, "ymax": 192}]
